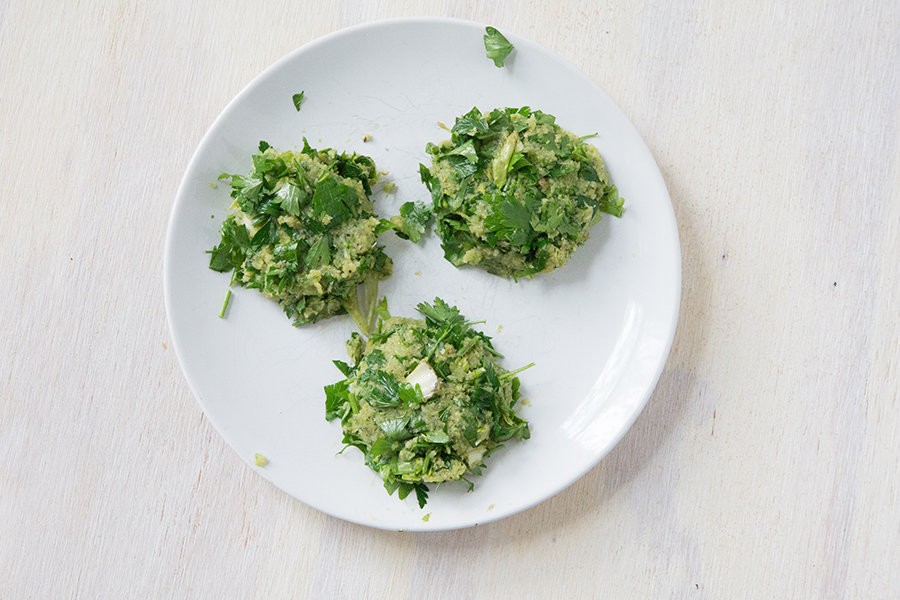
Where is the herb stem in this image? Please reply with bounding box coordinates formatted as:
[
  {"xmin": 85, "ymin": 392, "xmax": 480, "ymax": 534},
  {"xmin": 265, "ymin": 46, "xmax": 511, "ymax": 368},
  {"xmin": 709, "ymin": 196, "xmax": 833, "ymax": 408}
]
[
  {"xmin": 502, "ymin": 362, "xmax": 536, "ymax": 379},
  {"xmin": 218, "ymin": 289, "xmax": 232, "ymax": 318},
  {"xmin": 344, "ymin": 275, "xmax": 380, "ymax": 336}
]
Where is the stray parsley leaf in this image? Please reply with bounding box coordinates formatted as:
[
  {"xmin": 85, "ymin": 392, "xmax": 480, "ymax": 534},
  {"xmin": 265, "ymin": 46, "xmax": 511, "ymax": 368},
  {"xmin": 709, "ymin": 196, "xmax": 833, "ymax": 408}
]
[
  {"xmin": 324, "ymin": 380, "xmax": 350, "ymax": 421},
  {"xmin": 483, "ymin": 26, "xmax": 514, "ymax": 68},
  {"xmin": 311, "ymin": 175, "xmax": 356, "ymax": 226},
  {"xmin": 292, "ymin": 91, "xmax": 305, "ymax": 111},
  {"xmin": 380, "ymin": 201, "xmax": 432, "ymax": 243}
]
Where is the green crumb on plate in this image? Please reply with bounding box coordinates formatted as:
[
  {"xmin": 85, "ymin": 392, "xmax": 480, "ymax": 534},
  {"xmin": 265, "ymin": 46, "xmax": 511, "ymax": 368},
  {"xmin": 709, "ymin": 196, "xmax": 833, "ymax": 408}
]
[
  {"xmin": 422, "ymin": 513, "xmax": 431, "ymax": 522},
  {"xmin": 484, "ymin": 26, "xmax": 513, "ymax": 68},
  {"xmin": 483, "ymin": 26, "xmax": 514, "ymax": 67},
  {"xmin": 254, "ymin": 453, "xmax": 268, "ymax": 467}
]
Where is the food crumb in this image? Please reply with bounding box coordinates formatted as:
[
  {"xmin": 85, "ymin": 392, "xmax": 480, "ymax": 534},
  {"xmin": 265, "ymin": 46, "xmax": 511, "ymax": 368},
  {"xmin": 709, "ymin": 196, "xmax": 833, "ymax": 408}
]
[
  {"xmin": 488, "ymin": 504, "xmax": 495, "ymax": 510},
  {"xmin": 421, "ymin": 513, "xmax": 431, "ymax": 522},
  {"xmin": 254, "ymin": 453, "xmax": 268, "ymax": 467},
  {"xmin": 520, "ymin": 399, "xmax": 531, "ymax": 406},
  {"xmin": 382, "ymin": 182, "xmax": 397, "ymax": 194},
  {"xmin": 209, "ymin": 182, "xmax": 218, "ymax": 189},
  {"xmin": 496, "ymin": 324, "xmax": 503, "ymax": 333},
  {"xmin": 414, "ymin": 271, "xmax": 422, "ymax": 276},
  {"xmin": 161, "ymin": 342, "xmax": 167, "ymax": 350},
  {"xmin": 362, "ymin": 134, "xmax": 371, "ymax": 142},
  {"xmin": 437, "ymin": 121, "xmax": 450, "ymax": 131}
]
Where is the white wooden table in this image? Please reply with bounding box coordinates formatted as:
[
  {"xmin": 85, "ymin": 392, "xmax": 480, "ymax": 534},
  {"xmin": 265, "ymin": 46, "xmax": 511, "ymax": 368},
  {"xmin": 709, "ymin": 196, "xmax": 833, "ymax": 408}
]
[{"xmin": 2, "ymin": 2, "xmax": 897, "ymax": 597}]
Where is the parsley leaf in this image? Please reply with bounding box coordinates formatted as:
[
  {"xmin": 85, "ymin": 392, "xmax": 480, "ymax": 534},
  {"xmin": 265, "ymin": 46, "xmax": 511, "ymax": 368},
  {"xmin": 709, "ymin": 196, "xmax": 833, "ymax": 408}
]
[
  {"xmin": 413, "ymin": 484, "xmax": 429, "ymax": 509},
  {"xmin": 324, "ymin": 379, "xmax": 350, "ymax": 421},
  {"xmin": 451, "ymin": 107, "xmax": 491, "ymax": 137},
  {"xmin": 332, "ymin": 360, "xmax": 354, "ymax": 377},
  {"xmin": 275, "ymin": 182, "xmax": 305, "ymax": 216},
  {"xmin": 292, "ymin": 92, "xmax": 305, "ymax": 111},
  {"xmin": 485, "ymin": 196, "xmax": 534, "ymax": 247},
  {"xmin": 208, "ymin": 239, "xmax": 237, "ymax": 272},
  {"xmin": 380, "ymin": 201, "xmax": 432, "ymax": 243},
  {"xmin": 362, "ymin": 370, "xmax": 418, "ymax": 408},
  {"xmin": 447, "ymin": 139, "xmax": 478, "ymax": 163},
  {"xmin": 311, "ymin": 174, "xmax": 356, "ymax": 227},
  {"xmin": 379, "ymin": 416, "xmax": 411, "ymax": 441},
  {"xmin": 484, "ymin": 27, "xmax": 514, "ymax": 67}
]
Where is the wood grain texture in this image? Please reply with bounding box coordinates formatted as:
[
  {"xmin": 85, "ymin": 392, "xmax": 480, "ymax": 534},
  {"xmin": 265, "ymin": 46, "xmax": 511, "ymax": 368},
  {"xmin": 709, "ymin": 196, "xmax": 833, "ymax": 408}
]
[{"xmin": 1, "ymin": 1, "xmax": 897, "ymax": 597}]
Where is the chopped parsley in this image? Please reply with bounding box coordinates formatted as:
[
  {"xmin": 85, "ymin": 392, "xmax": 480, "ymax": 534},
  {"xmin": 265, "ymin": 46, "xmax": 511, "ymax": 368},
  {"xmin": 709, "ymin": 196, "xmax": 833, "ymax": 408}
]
[
  {"xmin": 421, "ymin": 106, "xmax": 625, "ymax": 278},
  {"xmin": 377, "ymin": 201, "xmax": 432, "ymax": 243},
  {"xmin": 292, "ymin": 92, "xmax": 305, "ymax": 111},
  {"xmin": 483, "ymin": 26, "xmax": 514, "ymax": 67},
  {"xmin": 324, "ymin": 298, "xmax": 531, "ymax": 507},
  {"xmin": 208, "ymin": 140, "xmax": 393, "ymax": 332}
]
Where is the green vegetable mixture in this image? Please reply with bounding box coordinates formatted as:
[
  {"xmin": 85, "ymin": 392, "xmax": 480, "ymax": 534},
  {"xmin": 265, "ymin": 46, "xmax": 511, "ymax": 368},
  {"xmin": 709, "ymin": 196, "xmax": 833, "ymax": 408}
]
[
  {"xmin": 324, "ymin": 298, "xmax": 531, "ymax": 507},
  {"xmin": 208, "ymin": 141, "xmax": 395, "ymax": 331},
  {"xmin": 420, "ymin": 106, "xmax": 624, "ymax": 279}
]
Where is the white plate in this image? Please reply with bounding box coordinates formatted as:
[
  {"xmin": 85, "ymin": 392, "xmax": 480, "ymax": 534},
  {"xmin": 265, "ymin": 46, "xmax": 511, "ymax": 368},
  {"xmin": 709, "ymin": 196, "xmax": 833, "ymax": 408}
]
[{"xmin": 164, "ymin": 17, "xmax": 680, "ymax": 531}]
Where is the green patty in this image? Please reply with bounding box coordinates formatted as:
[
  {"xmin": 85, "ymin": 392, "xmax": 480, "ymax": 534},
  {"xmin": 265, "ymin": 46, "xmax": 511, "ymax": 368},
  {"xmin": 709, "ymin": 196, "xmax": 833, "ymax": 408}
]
[
  {"xmin": 324, "ymin": 298, "xmax": 531, "ymax": 507},
  {"xmin": 420, "ymin": 106, "xmax": 624, "ymax": 279},
  {"xmin": 208, "ymin": 140, "xmax": 392, "ymax": 328}
]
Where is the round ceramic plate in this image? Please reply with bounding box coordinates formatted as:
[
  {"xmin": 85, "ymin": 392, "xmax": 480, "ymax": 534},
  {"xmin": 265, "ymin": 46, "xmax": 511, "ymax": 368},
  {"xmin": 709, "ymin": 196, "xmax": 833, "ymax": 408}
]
[{"xmin": 164, "ymin": 18, "xmax": 680, "ymax": 531}]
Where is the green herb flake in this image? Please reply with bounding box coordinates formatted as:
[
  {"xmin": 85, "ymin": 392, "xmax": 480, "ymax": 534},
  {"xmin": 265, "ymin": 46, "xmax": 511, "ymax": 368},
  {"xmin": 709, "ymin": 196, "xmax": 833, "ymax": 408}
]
[
  {"xmin": 254, "ymin": 453, "xmax": 269, "ymax": 467},
  {"xmin": 483, "ymin": 26, "xmax": 514, "ymax": 68},
  {"xmin": 292, "ymin": 92, "xmax": 305, "ymax": 111}
]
